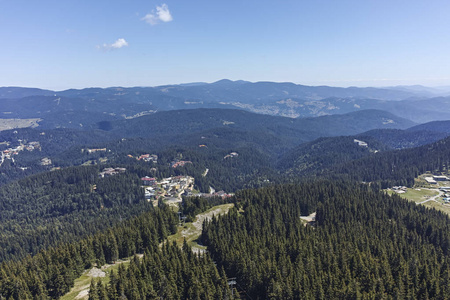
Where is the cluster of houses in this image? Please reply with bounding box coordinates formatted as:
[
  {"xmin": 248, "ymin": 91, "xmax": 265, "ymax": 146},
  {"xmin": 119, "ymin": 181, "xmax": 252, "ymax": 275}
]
[
  {"xmin": 439, "ymin": 186, "xmax": 450, "ymax": 203},
  {"xmin": 138, "ymin": 154, "xmax": 158, "ymax": 162},
  {"xmin": 392, "ymin": 186, "xmax": 408, "ymax": 194},
  {"xmin": 127, "ymin": 153, "xmax": 158, "ymax": 163},
  {"xmin": 171, "ymin": 160, "xmax": 192, "ymax": 168},
  {"xmin": 98, "ymin": 167, "xmax": 126, "ymax": 178},
  {"xmin": 141, "ymin": 174, "xmax": 234, "ymax": 207},
  {"xmin": 1, "ymin": 140, "xmax": 41, "ymax": 166},
  {"xmin": 141, "ymin": 175, "xmax": 194, "ymax": 205},
  {"xmin": 224, "ymin": 152, "xmax": 239, "ymax": 159},
  {"xmin": 2, "ymin": 140, "xmax": 41, "ymax": 157},
  {"xmin": 196, "ymin": 190, "xmax": 234, "ymax": 199},
  {"xmin": 40, "ymin": 157, "xmax": 52, "ymax": 166}
]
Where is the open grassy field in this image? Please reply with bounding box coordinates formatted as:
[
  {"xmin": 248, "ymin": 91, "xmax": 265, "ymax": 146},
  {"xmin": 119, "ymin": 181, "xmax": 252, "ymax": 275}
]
[
  {"xmin": 422, "ymin": 200, "xmax": 450, "ymax": 215},
  {"xmin": 0, "ymin": 118, "xmax": 41, "ymax": 131},
  {"xmin": 387, "ymin": 184, "xmax": 450, "ymax": 215},
  {"xmin": 387, "ymin": 188, "xmax": 438, "ymax": 203}
]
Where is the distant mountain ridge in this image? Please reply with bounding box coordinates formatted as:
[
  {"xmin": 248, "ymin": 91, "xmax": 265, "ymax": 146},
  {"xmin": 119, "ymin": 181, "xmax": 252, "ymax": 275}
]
[
  {"xmin": 97, "ymin": 108, "xmax": 415, "ymax": 142},
  {"xmin": 1, "ymin": 80, "xmax": 450, "ymax": 130}
]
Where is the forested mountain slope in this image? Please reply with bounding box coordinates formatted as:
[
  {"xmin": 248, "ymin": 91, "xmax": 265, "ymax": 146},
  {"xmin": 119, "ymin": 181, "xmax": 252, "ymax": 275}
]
[
  {"xmin": 0, "ymin": 108, "xmax": 414, "ymax": 187},
  {"xmin": 97, "ymin": 108, "xmax": 415, "ymax": 140},
  {"xmin": 328, "ymin": 136, "xmax": 450, "ymax": 187},
  {"xmin": 277, "ymin": 136, "xmax": 389, "ymax": 176},
  {"xmin": 408, "ymin": 120, "xmax": 450, "ymax": 133},
  {"xmin": 202, "ymin": 181, "xmax": 450, "ymax": 299},
  {"xmin": 1, "ymin": 180, "xmax": 448, "ymax": 299},
  {"xmin": 0, "ymin": 165, "xmax": 154, "ymax": 262},
  {"xmin": 358, "ymin": 129, "xmax": 450, "ymax": 149}
]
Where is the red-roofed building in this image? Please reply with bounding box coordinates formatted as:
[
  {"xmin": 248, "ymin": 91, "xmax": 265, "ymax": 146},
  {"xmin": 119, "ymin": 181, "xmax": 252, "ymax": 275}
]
[{"xmin": 141, "ymin": 176, "xmax": 156, "ymax": 186}]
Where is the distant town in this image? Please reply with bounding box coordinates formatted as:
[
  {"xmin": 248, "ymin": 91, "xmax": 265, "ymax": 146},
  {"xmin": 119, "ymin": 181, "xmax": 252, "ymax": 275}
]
[
  {"xmin": 140, "ymin": 175, "xmax": 233, "ymax": 207},
  {"xmin": 0, "ymin": 140, "xmax": 41, "ymax": 167}
]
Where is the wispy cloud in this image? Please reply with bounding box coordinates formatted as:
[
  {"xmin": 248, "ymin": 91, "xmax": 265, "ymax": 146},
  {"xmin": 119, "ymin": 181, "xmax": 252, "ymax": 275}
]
[
  {"xmin": 142, "ymin": 4, "xmax": 173, "ymax": 25},
  {"xmin": 97, "ymin": 38, "xmax": 129, "ymax": 51}
]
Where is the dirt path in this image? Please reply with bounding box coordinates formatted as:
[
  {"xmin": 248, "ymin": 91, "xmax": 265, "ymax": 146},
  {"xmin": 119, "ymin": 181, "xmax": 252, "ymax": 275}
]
[
  {"xmin": 184, "ymin": 204, "xmax": 231, "ymax": 232},
  {"xmin": 166, "ymin": 203, "xmax": 234, "ymax": 254},
  {"xmin": 61, "ymin": 257, "xmax": 139, "ymax": 300}
]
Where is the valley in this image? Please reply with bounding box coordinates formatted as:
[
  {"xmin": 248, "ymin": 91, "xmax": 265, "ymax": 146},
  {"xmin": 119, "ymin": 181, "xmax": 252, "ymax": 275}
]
[
  {"xmin": 0, "ymin": 86, "xmax": 449, "ymax": 299},
  {"xmin": 4, "ymin": 0, "xmax": 450, "ymax": 298}
]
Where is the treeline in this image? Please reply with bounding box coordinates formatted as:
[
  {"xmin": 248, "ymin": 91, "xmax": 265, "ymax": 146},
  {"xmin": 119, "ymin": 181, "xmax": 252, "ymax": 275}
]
[
  {"xmin": 202, "ymin": 181, "xmax": 450, "ymax": 299},
  {"xmin": 0, "ymin": 165, "xmax": 150, "ymax": 262},
  {"xmin": 0, "ymin": 206, "xmax": 178, "ymax": 299},
  {"xmin": 328, "ymin": 136, "xmax": 450, "ymax": 187}
]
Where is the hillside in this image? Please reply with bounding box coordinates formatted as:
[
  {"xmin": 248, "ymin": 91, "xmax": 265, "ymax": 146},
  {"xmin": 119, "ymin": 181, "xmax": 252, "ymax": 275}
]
[
  {"xmin": 359, "ymin": 128, "xmax": 450, "ymax": 149},
  {"xmin": 99, "ymin": 108, "xmax": 414, "ymax": 140},
  {"xmin": 0, "ymin": 108, "xmax": 415, "ymax": 188},
  {"xmin": 408, "ymin": 120, "xmax": 450, "ymax": 133},
  {"xmin": 328, "ymin": 135, "xmax": 450, "ymax": 187},
  {"xmin": 278, "ymin": 136, "xmax": 389, "ymax": 176}
]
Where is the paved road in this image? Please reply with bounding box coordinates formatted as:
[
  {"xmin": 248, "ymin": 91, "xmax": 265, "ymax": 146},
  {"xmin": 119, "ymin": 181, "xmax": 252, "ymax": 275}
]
[{"xmin": 417, "ymin": 188, "xmax": 443, "ymax": 204}]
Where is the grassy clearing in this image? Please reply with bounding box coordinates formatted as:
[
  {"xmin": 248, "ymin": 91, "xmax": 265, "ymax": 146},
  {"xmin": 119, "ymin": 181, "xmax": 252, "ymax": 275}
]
[
  {"xmin": 0, "ymin": 118, "xmax": 41, "ymax": 131},
  {"xmin": 388, "ymin": 188, "xmax": 438, "ymax": 203},
  {"xmin": 386, "ymin": 175, "xmax": 450, "ymax": 215},
  {"xmin": 167, "ymin": 203, "xmax": 234, "ymax": 252},
  {"xmin": 422, "ymin": 201, "xmax": 450, "ymax": 215},
  {"xmin": 61, "ymin": 259, "xmax": 131, "ymax": 300}
]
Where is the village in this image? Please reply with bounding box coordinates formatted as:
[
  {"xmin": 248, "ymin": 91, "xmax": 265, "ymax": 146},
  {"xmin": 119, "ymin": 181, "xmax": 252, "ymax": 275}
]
[
  {"xmin": 141, "ymin": 175, "xmax": 233, "ymax": 207},
  {"xmin": 0, "ymin": 140, "xmax": 41, "ymax": 167}
]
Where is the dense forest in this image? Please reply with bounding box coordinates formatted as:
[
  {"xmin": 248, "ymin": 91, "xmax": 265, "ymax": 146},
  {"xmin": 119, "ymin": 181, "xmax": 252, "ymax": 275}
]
[
  {"xmin": 328, "ymin": 136, "xmax": 450, "ymax": 187},
  {"xmin": 277, "ymin": 136, "xmax": 388, "ymax": 176},
  {"xmin": 359, "ymin": 129, "xmax": 450, "ymax": 149},
  {"xmin": 202, "ymin": 181, "xmax": 450, "ymax": 299},
  {"xmin": 0, "ymin": 206, "xmax": 179, "ymax": 299},
  {"xmin": 0, "ymin": 165, "xmax": 151, "ymax": 262},
  {"xmin": 2, "ymin": 180, "xmax": 448, "ymax": 299},
  {"xmin": 90, "ymin": 242, "xmax": 238, "ymax": 299}
]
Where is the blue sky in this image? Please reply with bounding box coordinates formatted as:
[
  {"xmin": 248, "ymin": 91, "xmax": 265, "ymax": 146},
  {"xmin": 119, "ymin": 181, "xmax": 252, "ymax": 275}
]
[{"xmin": 1, "ymin": 0, "xmax": 450, "ymax": 90}]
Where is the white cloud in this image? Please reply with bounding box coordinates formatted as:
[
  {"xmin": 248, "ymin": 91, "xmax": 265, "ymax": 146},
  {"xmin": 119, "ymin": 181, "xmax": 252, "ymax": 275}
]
[
  {"xmin": 98, "ymin": 38, "xmax": 129, "ymax": 51},
  {"xmin": 142, "ymin": 4, "xmax": 173, "ymax": 25},
  {"xmin": 111, "ymin": 38, "xmax": 128, "ymax": 49}
]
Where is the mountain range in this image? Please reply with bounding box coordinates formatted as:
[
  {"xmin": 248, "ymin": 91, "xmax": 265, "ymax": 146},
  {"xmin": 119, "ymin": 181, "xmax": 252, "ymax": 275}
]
[{"xmin": 3, "ymin": 80, "xmax": 450, "ymax": 131}]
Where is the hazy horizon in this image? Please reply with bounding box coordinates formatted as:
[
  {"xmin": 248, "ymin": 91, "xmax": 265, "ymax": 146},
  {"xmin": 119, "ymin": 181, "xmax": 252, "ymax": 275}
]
[{"xmin": 2, "ymin": 1, "xmax": 450, "ymax": 90}]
